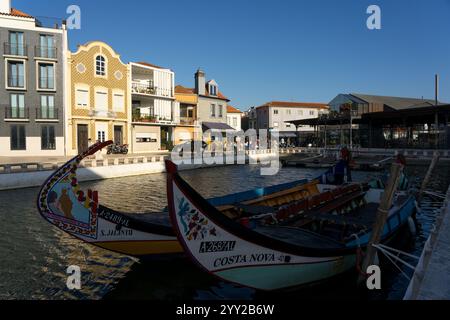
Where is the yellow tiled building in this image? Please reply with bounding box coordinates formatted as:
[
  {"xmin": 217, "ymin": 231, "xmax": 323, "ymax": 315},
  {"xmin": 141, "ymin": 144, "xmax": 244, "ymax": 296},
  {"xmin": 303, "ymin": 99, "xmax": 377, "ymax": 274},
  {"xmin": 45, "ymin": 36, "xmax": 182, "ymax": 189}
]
[{"xmin": 65, "ymin": 41, "xmax": 131, "ymax": 155}]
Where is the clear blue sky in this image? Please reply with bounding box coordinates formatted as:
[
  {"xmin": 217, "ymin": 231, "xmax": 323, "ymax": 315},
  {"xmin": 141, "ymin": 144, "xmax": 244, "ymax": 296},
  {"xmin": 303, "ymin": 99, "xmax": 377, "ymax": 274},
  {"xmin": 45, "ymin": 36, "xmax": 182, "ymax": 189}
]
[{"xmin": 16, "ymin": 0, "xmax": 450, "ymax": 110}]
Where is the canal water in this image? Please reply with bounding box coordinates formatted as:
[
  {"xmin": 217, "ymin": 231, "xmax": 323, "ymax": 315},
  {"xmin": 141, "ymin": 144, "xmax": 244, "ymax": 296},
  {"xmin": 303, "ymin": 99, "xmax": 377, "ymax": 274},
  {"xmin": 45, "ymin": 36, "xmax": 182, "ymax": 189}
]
[{"xmin": 0, "ymin": 164, "xmax": 449, "ymax": 300}]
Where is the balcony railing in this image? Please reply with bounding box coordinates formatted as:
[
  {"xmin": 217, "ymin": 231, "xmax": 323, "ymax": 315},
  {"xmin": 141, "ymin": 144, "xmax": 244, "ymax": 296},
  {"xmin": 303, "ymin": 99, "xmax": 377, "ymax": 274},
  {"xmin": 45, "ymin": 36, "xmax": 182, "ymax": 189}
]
[
  {"xmin": 132, "ymin": 82, "xmax": 156, "ymax": 95},
  {"xmin": 35, "ymin": 46, "xmax": 57, "ymax": 59},
  {"xmin": 36, "ymin": 107, "xmax": 58, "ymax": 120},
  {"xmin": 5, "ymin": 107, "xmax": 29, "ymax": 120},
  {"xmin": 132, "ymin": 82, "xmax": 173, "ymax": 98},
  {"xmin": 4, "ymin": 43, "xmax": 28, "ymax": 56},
  {"xmin": 179, "ymin": 117, "xmax": 196, "ymax": 125},
  {"xmin": 7, "ymin": 76, "xmax": 25, "ymax": 88}
]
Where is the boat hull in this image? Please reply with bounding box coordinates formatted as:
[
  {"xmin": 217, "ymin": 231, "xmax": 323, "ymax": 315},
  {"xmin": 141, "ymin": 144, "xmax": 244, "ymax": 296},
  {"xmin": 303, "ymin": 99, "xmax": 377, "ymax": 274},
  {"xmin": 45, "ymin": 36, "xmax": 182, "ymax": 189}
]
[{"xmin": 166, "ymin": 160, "xmax": 416, "ymax": 291}]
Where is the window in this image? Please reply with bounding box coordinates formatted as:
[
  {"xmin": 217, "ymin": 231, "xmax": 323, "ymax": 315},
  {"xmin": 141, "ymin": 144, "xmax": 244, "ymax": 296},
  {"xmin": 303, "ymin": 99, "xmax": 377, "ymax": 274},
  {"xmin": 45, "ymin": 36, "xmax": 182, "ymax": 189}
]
[
  {"xmin": 113, "ymin": 91, "xmax": 125, "ymax": 112},
  {"xmin": 41, "ymin": 126, "xmax": 56, "ymax": 150},
  {"xmin": 39, "ymin": 35, "xmax": 55, "ymax": 58},
  {"xmin": 136, "ymin": 133, "xmax": 157, "ymax": 143},
  {"xmin": 286, "ymin": 109, "xmax": 291, "ymax": 115},
  {"xmin": 209, "ymin": 85, "xmax": 217, "ymax": 96},
  {"xmin": 97, "ymin": 130, "xmax": 106, "ymax": 142},
  {"xmin": 10, "ymin": 125, "xmax": 26, "ymax": 150},
  {"xmin": 187, "ymin": 108, "xmax": 194, "ymax": 118},
  {"xmin": 40, "ymin": 95, "xmax": 55, "ymax": 119},
  {"xmin": 298, "ymin": 110, "xmax": 303, "ymax": 116},
  {"xmin": 309, "ymin": 110, "xmax": 315, "ymax": 116},
  {"xmin": 76, "ymin": 87, "xmax": 89, "ymax": 108},
  {"xmin": 95, "ymin": 89, "xmax": 108, "ymax": 111},
  {"xmin": 233, "ymin": 117, "xmax": 237, "ymax": 127},
  {"xmin": 274, "ymin": 110, "xmax": 279, "ymax": 115},
  {"xmin": 8, "ymin": 31, "xmax": 25, "ymax": 56},
  {"xmin": 38, "ymin": 63, "xmax": 55, "ymax": 90},
  {"xmin": 95, "ymin": 55, "xmax": 106, "ymax": 76},
  {"xmin": 7, "ymin": 60, "xmax": 25, "ymax": 88},
  {"xmin": 218, "ymin": 105, "xmax": 223, "ymax": 118},
  {"xmin": 210, "ymin": 104, "xmax": 216, "ymax": 117},
  {"xmin": 10, "ymin": 94, "xmax": 25, "ymax": 118}
]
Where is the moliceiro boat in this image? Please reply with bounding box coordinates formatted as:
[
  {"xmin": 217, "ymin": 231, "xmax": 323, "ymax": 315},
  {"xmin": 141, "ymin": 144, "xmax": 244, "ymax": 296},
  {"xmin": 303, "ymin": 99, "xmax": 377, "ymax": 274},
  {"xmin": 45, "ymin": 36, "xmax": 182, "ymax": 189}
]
[
  {"xmin": 37, "ymin": 141, "xmax": 318, "ymax": 259},
  {"xmin": 166, "ymin": 160, "xmax": 416, "ymax": 290}
]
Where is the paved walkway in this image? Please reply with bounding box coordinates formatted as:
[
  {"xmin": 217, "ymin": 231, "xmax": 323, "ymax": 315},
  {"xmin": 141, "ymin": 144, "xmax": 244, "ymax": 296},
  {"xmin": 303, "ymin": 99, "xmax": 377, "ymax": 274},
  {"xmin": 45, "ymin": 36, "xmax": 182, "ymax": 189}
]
[{"xmin": 404, "ymin": 186, "xmax": 450, "ymax": 300}]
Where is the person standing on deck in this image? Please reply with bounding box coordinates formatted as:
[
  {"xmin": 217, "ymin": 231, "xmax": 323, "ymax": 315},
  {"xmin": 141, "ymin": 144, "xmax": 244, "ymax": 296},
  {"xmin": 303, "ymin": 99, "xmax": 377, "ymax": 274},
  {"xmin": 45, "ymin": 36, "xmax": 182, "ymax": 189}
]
[{"xmin": 333, "ymin": 146, "xmax": 353, "ymax": 185}]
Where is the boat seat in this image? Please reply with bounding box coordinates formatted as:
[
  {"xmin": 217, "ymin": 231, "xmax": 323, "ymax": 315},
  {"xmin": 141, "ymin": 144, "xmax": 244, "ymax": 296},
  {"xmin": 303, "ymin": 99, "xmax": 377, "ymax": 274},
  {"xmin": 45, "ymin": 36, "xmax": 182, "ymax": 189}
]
[
  {"xmin": 284, "ymin": 189, "xmax": 366, "ymax": 227},
  {"xmin": 302, "ymin": 202, "xmax": 379, "ymax": 230}
]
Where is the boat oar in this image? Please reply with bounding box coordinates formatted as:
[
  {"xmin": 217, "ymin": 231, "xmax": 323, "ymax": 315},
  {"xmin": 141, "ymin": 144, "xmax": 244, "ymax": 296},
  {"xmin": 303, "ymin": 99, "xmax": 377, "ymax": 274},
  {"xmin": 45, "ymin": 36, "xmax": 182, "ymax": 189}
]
[{"xmin": 357, "ymin": 163, "xmax": 403, "ymax": 287}]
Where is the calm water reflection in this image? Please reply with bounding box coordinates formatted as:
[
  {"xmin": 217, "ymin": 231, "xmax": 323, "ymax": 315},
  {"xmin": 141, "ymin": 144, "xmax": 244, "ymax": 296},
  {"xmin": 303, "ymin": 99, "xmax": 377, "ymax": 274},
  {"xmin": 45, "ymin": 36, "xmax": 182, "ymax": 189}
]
[{"xmin": 0, "ymin": 164, "xmax": 448, "ymax": 300}]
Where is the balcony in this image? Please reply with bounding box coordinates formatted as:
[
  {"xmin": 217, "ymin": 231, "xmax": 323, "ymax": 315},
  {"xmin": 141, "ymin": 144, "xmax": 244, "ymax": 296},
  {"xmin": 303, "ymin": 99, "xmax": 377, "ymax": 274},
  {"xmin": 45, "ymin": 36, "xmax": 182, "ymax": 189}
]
[
  {"xmin": 5, "ymin": 106, "xmax": 29, "ymax": 120},
  {"xmin": 7, "ymin": 76, "xmax": 25, "ymax": 89},
  {"xmin": 132, "ymin": 81, "xmax": 173, "ymax": 98},
  {"xmin": 35, "ymin": 46, "xmax": 57, "ymax": 59},
  {"xmin": 132, "ymin": 108, "xmax": 173, "ymax": 124},
  {"xmin": 4, "ymin": 43, "xmax": 28, "ymax": 56},
  {"xmin": 132, "ymin": 82, "xmax": 156, "ymax": 95},
  {"xmin": 179, "ymin": 117, "xmax": 196, "ymax": 126},
  {"xmin": 36, "ymin": 107, "xmax": 59, "ymax": 120}
]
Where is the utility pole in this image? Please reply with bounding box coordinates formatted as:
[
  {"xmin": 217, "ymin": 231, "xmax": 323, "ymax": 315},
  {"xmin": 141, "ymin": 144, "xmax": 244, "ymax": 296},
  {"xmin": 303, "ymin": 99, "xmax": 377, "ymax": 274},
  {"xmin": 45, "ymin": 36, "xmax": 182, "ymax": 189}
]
[{"xmin": 435, "ymin": 74, "xmax": 439, "ymax": 149}]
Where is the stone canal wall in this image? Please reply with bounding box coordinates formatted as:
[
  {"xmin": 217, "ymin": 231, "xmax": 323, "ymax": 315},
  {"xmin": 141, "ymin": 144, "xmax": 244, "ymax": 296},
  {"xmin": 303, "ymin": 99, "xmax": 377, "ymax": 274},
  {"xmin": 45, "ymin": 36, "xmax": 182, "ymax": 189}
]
[
  {"xmin": 0, "ymin": 150, "xmax": 277, "ymax": 191},
  {"xmin": 404, "ymin": 185, "xmax": 450, "ymax": 300}
]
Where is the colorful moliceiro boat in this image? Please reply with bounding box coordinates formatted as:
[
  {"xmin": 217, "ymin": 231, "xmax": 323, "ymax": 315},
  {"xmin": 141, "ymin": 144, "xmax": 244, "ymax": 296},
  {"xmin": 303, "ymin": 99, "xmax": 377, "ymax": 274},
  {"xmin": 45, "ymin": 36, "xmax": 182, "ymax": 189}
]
[
  {"xmin": 37, "ymin": 141, "xmax": 317, "ymax": 259},
  {"xmin": 166, "ymin": 160, "xmax": 416, "ymax": 291}
]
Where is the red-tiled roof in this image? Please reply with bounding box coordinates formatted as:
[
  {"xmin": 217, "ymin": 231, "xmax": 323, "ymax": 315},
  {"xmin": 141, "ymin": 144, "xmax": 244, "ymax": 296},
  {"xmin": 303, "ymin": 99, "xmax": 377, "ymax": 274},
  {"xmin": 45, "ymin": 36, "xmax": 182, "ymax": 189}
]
[
  {"xmin": 227, "ymin": 105, "xmax": 242, "ymax": 113},
  {"xmin": 205, "ymin": 86, "xmax": 229, "ymax": 101},
  {"xmin": 0, "ymin": 8, "xmax": 34, "ymax": 18},
  {"xmin": 175, "ymin": 85, "xmax": 195, "ymax": 94},
  {"xmin": 259, "ymin": 101, "xmax": 329, "ymax": 109},
  {"xmin": 175, "ymin": 85, "xmax": 230, "ymax": 101}
]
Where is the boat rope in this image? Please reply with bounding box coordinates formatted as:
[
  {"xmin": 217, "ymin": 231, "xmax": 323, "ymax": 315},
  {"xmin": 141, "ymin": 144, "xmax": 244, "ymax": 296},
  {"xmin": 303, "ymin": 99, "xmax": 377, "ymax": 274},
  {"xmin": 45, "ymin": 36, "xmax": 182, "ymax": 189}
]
[
  {"xmin": 374, "ymin": 243, "xmax": 420, "ymax": 261},
  {"xmin": 372, "ymin": 244, "xmax": 420, "ymax": 281}
]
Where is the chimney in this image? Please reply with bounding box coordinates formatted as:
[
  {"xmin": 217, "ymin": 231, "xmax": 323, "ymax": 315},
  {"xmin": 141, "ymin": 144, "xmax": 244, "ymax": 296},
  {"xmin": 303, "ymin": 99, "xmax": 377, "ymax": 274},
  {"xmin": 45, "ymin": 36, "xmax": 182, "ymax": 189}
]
[
  {"xmin": 195, "ymin": 69, "xmax": 206, "ymax": 95},
  {"xmin": 435, "ymin": 74, "xmax": 439, "ymax": 106},
  {"xmin": 0, "ymin": 0, "xmax": 11, "ymax": 14}
]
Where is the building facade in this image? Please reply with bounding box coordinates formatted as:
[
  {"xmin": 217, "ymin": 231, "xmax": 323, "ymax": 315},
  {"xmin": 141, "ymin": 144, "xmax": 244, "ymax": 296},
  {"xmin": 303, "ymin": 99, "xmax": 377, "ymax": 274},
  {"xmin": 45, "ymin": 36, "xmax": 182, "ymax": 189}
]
[
  {"xmin": 66, "ymin": 41, "xmax": 131, "ymax": 155},
  {"xmin": 193, "ymin": 69, "xmax": 232, "ymax": 132},
  {"xmin": 256, "ymin": 101, "xmax": 328, "ymax": 144},
  {"xmin": 130, "ymin": 62, "xmax": 176, "ymax": 153},
  {"xmin": 0, "ymin": 3, "xmax": 67, "ymax": 157},
  {"xmin": 226, "ymin": 105, "xmax": 243, "ymax": 131},
  {"xmin": 174, "ymin": 85, "xmax": 200, "ymax": 145}
]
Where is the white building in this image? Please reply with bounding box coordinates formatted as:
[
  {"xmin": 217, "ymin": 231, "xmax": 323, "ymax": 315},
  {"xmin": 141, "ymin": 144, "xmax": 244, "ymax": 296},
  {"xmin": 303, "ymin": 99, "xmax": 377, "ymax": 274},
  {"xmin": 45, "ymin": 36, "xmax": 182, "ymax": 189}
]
[
  {"xmin": 130, "ymin": 62, "xmax": 176, "ymax": 153},
  {"xmin": 226, "ymin": 105, "xmax": 243, "ymax": 131},
  {"xmin": 256, "ymin": 101, "xmax": 329, "ymax": 143}
]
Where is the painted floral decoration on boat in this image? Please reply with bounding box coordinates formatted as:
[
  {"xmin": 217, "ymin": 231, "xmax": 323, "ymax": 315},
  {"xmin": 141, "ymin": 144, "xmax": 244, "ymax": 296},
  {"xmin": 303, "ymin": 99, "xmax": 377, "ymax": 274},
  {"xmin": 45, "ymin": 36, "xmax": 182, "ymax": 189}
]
[{"xmin": 177, "ymin": 197, "xmax": 218, "ymax": 241}]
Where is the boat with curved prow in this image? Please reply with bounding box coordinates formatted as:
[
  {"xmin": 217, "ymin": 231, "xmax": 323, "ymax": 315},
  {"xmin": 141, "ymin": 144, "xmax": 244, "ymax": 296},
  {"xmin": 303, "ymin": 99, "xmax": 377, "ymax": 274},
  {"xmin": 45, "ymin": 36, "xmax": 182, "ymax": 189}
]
[
  {"xmin": 37, "ymin": 141, "xmax": 318, "ymax": 259},
  {"xmin": 166, "ymin": 160, "xmax": 416, "ymax": 290}
]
